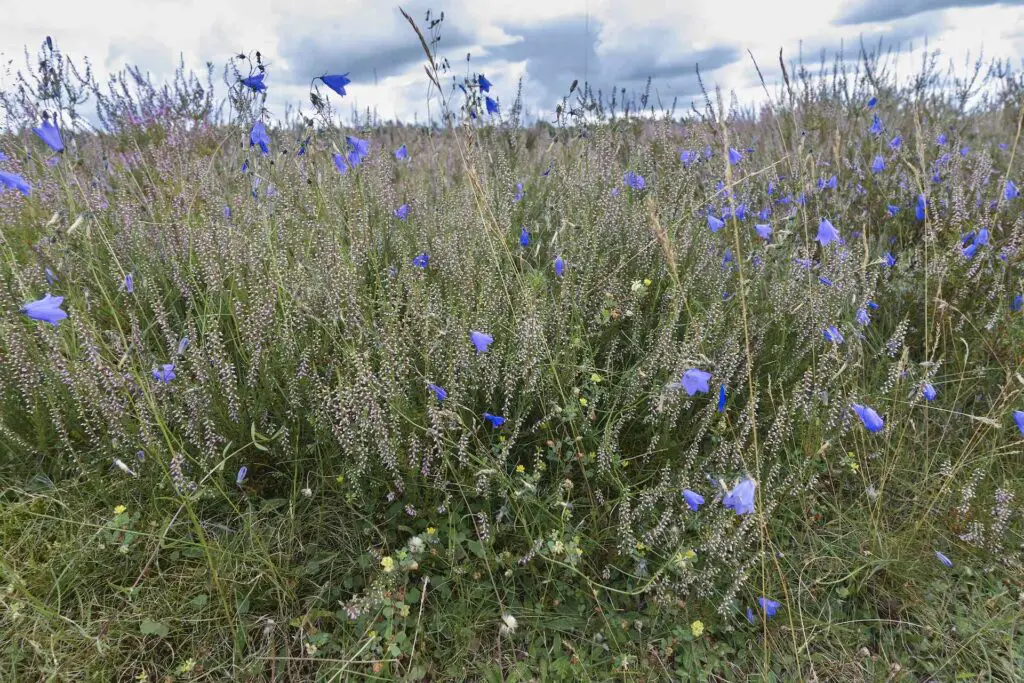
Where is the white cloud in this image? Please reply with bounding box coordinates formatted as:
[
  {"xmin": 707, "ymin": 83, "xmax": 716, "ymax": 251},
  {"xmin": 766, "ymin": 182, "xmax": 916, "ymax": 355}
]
[{"xmin": 1, "ymin": 0, "xmax": 1020, "ymax": 126}]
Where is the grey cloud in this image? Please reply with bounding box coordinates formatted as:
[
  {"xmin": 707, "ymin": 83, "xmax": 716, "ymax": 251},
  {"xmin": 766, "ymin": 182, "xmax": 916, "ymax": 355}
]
[
  {"xmin": 487, "ymin": 17, "xmax": 738, "ymax": 116},
  {"xmin": 276, "ymin": 3, "xmax": 476, "ymax": 85},
  {"xmin": 790, "ymin": 13, "xmax": 947, "ymax": 62},
  {"xmin": 835, "ymin": 0, "xmax": 1023, "ymax": 25}
]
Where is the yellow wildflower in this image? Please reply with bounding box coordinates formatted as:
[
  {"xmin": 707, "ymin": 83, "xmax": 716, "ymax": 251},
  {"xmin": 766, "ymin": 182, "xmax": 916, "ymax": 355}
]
[{"xmin": 691, "ymin": 620, "xmax": 704, "ymax": 637}]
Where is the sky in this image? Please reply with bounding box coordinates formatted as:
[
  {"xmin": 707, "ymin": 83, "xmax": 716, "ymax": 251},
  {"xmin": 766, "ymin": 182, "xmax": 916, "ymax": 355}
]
[{"xmin": 1, "ymin": 0, "xmax": 1023, "ymax": 126}]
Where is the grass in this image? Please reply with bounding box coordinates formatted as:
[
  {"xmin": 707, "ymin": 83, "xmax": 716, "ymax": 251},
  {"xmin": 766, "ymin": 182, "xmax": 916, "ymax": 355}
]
[{"xmin": 1, "ymin": 27, "xmax": 1024, "ymax": 681}]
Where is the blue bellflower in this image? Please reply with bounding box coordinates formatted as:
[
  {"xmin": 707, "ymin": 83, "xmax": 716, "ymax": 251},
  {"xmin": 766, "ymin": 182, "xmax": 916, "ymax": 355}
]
[
  {"xmin": 717, "ymin": 384, "xmax": 727, "ymax": 412},
  {"xmin": 869, "ymin": 113, "xmax": 883, "ymax": 135},
  {"xmin": 33, "ymin": 118, "xmax": 64, "ymax": 152},
  {"xmin": 240, "ymin": 73, "xmax": 267, "ymax": 92},
  {"xmin": 427, "ymin": 383, "xmax": 447, "ymax": 401},
  {"xmin": 470, "ymin": 330, "xmax": 493, "ymax": 353},
  {"xmin": 519, "ymin": 227, "xmax": 530, "ymax": 247},
  {"xmin": 682, "ymin": 489, "xmax": 705, "ymax": 511},
  {"xmin": 935, "ymin": 551, "xmax": 953, "ymax": 568},
  {"xmin": 624, "ymin": 171, "xmax": 645, "ymax": 190},
  {"xmin": 554, "ymin": 256, "xmax": 565, "ymax": 277},
  {"xmin": 320, "ymin": 73, "xmax": 351, "ymax": 96},
  {"xmin": 412, "ymin": 252, "xmax": 429, "ymax": 269},
  {"xmin": 250, "ymin": 121, "xmax": 270, "ymax": 156},
  {"xmin": 394, "ymin": 204, "xmax": 410, "ymax": 220},
  {"xmin": 477, "ymin": 74, "xmax": 492, "ymax": 92},
  {"xmin": 922, "ymin": 383, "xmax": 937, "ymax": 401},
  {"xmin": 21, "ymin": 293, "xmax": 67, "ymax": 326},
  {"xmin": 236, "ymin": 466, "xmax": 248, "ymax": 486},
  {"xmin": 1006, "ymin": 180, "xmax": 1019, "ymax": 200},
  {"xmin": 728, "ymin": 147, "xmax": 743, "ymax": 165},
  {"xmin": 758, "ymin": 597, "xmax": 781, "ymax": 618},
  {"xmin": 483, "ymin": 412, "xmax": 505, "ymax": 427},
  {"xmin": 755, "ymin": 223, "xmax": 772, "ymax": 240},
  {"xmin": 680, "ymin": 150, "xmax": 698, "ymax": 167},
  {"xmin": 152, "ymin": 363, "xmax": 176, "ymax": 384},
  {"xmin": 852, "ymin": 403, "xmax": 884, "ymax": 432},
  {"xmin": 394, "ymin": 144, "xmax": 408, "ymax": 160},
  {"xmin": 816, "ymin": 218, "xmax": 840, "ymax": 246},
  {"xmin": 680, "ymin": 369, "xmax": 711, "ymax": 396},
  {"xmin": 824, "ymin": 326, "xmax": 844, "ymax": 344},
  {"xmin": 708, "ymin": 215, "xmax": 725, "ymax": 232},
  {"xmin": 871, "ymin": 155, "xmax": 885, "ymax": 174},
  {"xmin": 1013, "ymin": 410, "xmax": 1024, "ymax": 435},
  {"xmin": 723, "ymin": 477, "xmax": 756, "ymax": 515},
  {"xmin": 485, "ymin": 96, "xmax": 499, "ymax": 115},
  {"xmin": 0, "ymin": 170, "xmax": 31, "ymax": 196},
  {"xmin": 889, "ymin": 135, "xmax": 902, "ymax": 150}
]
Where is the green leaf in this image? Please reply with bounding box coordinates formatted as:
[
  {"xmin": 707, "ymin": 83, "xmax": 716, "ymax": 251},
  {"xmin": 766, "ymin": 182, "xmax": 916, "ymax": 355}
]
[{"xmin": 140, "ymin": 618, "xmax": 169, "ymax": 637}]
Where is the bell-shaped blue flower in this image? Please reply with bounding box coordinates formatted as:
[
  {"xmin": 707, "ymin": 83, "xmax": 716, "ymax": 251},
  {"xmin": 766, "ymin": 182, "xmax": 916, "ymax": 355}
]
[
  {"xmin": 1006, "ymin": 180, "xmax": 1019, "ymax": 200},
  {"xmin": 754, "ymin": 223, "xmax": 772, "ymax": 240},
  {"xmin": 152, "ymin": 363, "xmax": 176, "ymax": 384},
  {"xmin": 236, "ymin": 465, "xmax": 248, "ymax": 486},
  {"xmin": 478, "ymin": 74, "xmax": 492, "ymax": 92},
  {"xmin": 852, "ymin": 403, "xmax": 884, "ymax": 432},
  {"xmin": 871, "ymin": 155, "xmax": 885, "ymax": 174},
  {"xmin": 485, "ymin": 96, "xmax": 499, "ymax": 115},
  {"xmin": 0, "ymin": 170, "xmax": 31, "ymax": 196},
  {"xmin": 394, "ymin": 204, "xmax": 410, "ymax": 220},
  {"xmin": 682, "ymin": 489, "xmax": 705, "ymax": 512},
  {"xmin": 519, "ymin": 227, "xmax": 530, "ymax": 247},
  {"xmin": 758, "ymin": 597, "xmax": 781, "ymax": 618},
  {"xmin": 427, "ymin": 383, "xmax": 447, "ymax": 401},
  {"xmin": 816, "ymin": 218, "xmax": 840, "ymax": 246},
  {"xmin": 33, "ymin": 118, "xmax": 64, "ymax": 152},
  {"xmin": 624, "ymin": 171, "xmax": 645, "ymax": 190},
  {"xmin": 824, "ymin": 326, "xmax": 844, "ymax": 344},
  {"xmin": 22, "ymin": 293, "xmax": 67, "ymax": 326},
  {"xmin": 412, "ymin": 252, "xmax": 429, "ymax": 269},
  {"xmin": 320, "ymin": 73, "xmax": 351, "ymax": 96},
  {"xmin": 1014, "ymin": 410, "xmax": 1024, "ymax": 435},
  {"xmin": 470, "ymin": 330, "xmax": 493, "ymax": 353},
  {"xmin": 922, "ymin": 383, "xmax": 937, "ymax": 401},
  {"xmin": 680, "ymin": 369, "xmax": 711, "ymax": 396},
  {"xmin": 250, "ymin": 121, "xmax": 270, "ymax": 156},
  {"xmin": 728, "ymin": 147, "xmax": 743, "ymax": 165},
  {"xmin": 394, "ymin": 144, "xmax": 408, "ymax": 160},
  {"xmin": 483, "ymin": 412, "xmax": 505, "ymax": 427},
  {"xmin": 869, "ymin": 113, "xmax": 883, "ymax": 135},
  {"xmin": 723, "ymin": 477, "xmax": 756, "ymax": 515},
  {"xmin": 240, "ymin": 73, "xmax": 267, "ymax": 92},
  {"xmin": 554, "ymin": 256, "xmax": 565, "ymax": 277},
  {"xmin": 708, "ymin": 215, "xmax": 725, "ymax": 232},
  {"xmin": 717, "ymin": 384, "xmax": 727, "ymax": 412}
]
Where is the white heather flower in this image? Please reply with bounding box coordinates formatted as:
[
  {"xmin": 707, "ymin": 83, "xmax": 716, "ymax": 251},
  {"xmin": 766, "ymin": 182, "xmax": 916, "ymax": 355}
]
[
  {"xmin": 499, "ymin": 613, "xmax": 518, "ymax": 636},
  {"xmin": 301, "ymin": 487, "xmax": 313, "ymax": 498}
]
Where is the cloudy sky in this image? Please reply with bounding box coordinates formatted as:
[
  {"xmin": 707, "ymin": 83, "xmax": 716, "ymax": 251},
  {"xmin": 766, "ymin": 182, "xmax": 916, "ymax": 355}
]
[{"xmin": 1, "ymin": 0, "xmax": 1023, "ymax": 125}]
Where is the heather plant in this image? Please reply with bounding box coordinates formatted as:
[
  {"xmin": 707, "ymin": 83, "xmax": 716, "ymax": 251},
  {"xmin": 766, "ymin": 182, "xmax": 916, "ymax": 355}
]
[{"xmin": 1, "ymin": 21, "xmax": 1023, "ymax": 681}]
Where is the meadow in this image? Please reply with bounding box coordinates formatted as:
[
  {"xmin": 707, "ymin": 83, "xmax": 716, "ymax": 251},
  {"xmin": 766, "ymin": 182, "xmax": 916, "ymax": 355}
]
[{"xmin": 1, "ymin": 22, "xmax": 1024, "ymax": 681}]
